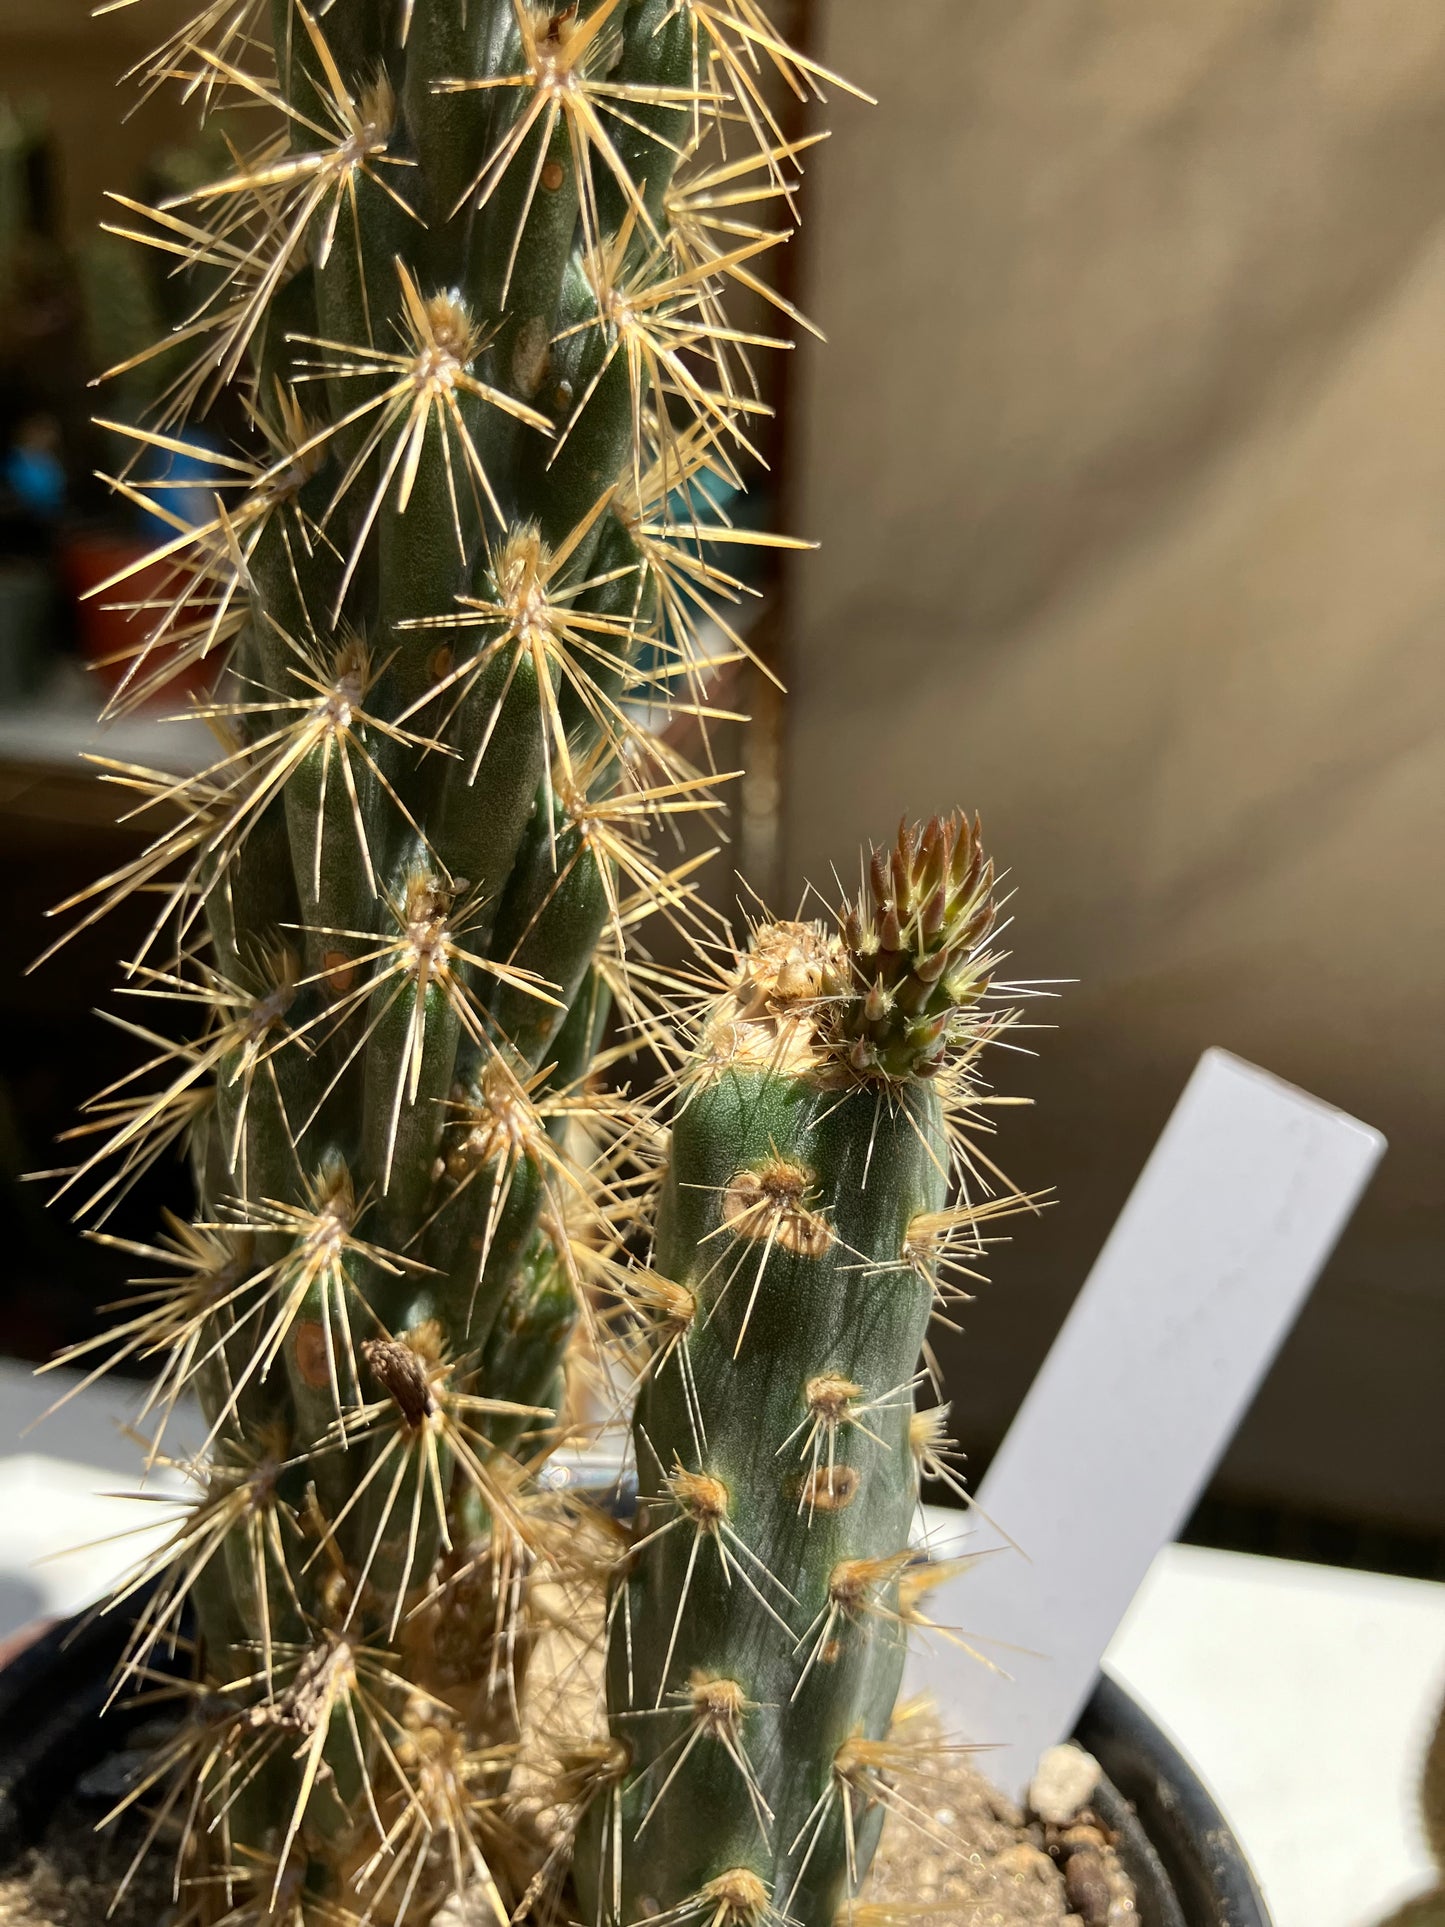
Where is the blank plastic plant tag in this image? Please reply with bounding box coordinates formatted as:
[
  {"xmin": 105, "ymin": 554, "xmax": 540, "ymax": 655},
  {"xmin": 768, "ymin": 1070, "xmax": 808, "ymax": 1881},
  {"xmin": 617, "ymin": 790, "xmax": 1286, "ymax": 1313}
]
[{"xmin": 906, "ymin": 1048, "xmax": 1385, "ymax": 1798}]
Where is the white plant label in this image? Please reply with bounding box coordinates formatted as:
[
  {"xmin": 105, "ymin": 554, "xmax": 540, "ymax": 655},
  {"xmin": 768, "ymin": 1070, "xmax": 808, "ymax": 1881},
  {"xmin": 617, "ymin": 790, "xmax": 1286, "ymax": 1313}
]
[{"xmin": 906, "ymin": 1048, "xmax": 1386, "ymax": 1797}]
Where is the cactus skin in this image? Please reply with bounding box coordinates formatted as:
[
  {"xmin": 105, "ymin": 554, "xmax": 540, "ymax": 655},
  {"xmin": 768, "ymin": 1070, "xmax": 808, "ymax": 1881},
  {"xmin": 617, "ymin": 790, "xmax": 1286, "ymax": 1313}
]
[
  {"xmin": 581, "ymin": 816, "xmax": 1009, "ymax": 1927},
  {"xmin": 614, "ymin": 1078, "xmax": 940, "ymax": 1924}
]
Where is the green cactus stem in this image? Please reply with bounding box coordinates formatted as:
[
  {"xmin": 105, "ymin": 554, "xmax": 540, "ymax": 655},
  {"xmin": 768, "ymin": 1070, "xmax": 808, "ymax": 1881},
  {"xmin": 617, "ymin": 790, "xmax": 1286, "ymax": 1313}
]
[{"xmin": 581, "ymin": 814, "xmax": 1020, "ymax": 1927}]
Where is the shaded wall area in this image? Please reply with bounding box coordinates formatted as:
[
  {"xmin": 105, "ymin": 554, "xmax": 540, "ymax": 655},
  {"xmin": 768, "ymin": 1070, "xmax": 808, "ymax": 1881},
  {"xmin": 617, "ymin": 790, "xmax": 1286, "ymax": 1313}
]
[
  {"xmin": 3, "ymin": 1, "xmax": 195, "ymax": 235},
  {"xmin": 786, "ymin": 1, "xmax": 1445, "ymax": 1535}
]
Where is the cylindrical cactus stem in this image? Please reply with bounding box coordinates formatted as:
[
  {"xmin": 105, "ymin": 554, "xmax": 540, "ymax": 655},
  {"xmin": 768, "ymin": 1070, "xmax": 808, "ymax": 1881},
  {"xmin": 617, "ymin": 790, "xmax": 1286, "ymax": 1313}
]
[
  {"xmin": 62, "ymin": 0, "xmax": 836, "ymax": 1910},
  {"xmin": 583, "ymin": 815, "xmax": 1012, "ymax": 1927},
  {"xmin": 401, "ymin": 0, "xmax": 510, "ymax": 244},
  {"xmin": 598, "ymin": 1085, "xmax": 938, "ymax": 1923},
  {"xmin": 422, "ymin": 1057, "xmax": 555, "ymax": 1353},
  {"xmin": 476, "ymin": 1215, "xmax": 579, "ymax": 1458},
  {"xmin": 483, "ymin": 802, "xmax": 615, "ymax": 1069},
  {"xmin": 541, "ymin": 964, "xmax": 614, "ymax": 1138}
]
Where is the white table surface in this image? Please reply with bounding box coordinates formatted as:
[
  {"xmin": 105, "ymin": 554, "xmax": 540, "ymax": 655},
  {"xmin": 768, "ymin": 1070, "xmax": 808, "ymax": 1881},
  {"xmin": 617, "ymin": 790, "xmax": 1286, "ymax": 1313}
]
[
  {"xmin": 0, "ymin": 665, "xmax": 215, "ymax": 775},
  {"xmin": 2, "ymin": 1358, "xmax": 1441, "ymax": 1927}
]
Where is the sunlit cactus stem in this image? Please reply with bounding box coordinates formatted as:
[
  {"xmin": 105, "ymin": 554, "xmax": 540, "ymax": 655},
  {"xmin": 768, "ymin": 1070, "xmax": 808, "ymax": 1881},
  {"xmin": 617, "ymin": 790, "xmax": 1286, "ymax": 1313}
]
[{"xmin": 580, "ymin": 815, "xmax": 1020, "ymax": 1927}]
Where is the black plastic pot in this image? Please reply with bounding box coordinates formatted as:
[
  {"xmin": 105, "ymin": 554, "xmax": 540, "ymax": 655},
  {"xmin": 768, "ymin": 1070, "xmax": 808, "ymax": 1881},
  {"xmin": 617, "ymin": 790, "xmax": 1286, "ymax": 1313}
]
[
  {"xmin": 0, "ymin": 1591, "xmax": 1269, "ymax": 1926},
  {"xmin": 1079, "ymin": 1674, "xmax": 1271, "ymax": 1927}
]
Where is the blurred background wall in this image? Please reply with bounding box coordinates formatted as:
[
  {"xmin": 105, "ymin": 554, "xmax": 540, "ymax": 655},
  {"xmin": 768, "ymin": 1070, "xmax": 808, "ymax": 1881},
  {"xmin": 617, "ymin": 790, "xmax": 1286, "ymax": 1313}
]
[
  {"xmin": 785, "ymin": 1, "xmax": 1445, "ymax": 1546},
  {"xmin": 2, "ymin": 0, "xmax": 190, "ymax": 243}
]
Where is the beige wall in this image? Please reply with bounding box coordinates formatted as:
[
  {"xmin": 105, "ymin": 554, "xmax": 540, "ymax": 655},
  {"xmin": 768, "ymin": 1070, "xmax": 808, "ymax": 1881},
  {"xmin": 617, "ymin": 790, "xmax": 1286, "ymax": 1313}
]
[
  {"xmin": 786, "ymin": 2, "xmax": 1445, "ymax": 1531},
  {"xmin": 3, "ymin": 0, "xmax": 193, "ymax": 242}
]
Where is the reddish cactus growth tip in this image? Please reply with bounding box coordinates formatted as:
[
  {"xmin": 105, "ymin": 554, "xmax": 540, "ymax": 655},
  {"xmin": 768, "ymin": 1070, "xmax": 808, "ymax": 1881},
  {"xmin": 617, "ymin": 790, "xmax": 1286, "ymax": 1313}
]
[{"xmin": 838, "ymin": 812, "xmax": 1001, "ymax": 1080}]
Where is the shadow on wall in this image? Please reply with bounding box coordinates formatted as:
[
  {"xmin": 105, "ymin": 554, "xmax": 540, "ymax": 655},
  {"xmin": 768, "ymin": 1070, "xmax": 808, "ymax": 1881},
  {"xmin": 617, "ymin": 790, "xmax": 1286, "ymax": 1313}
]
[{"xmin": 785, "ymin": 1, "xmax": 1445, "ymax": 1536}]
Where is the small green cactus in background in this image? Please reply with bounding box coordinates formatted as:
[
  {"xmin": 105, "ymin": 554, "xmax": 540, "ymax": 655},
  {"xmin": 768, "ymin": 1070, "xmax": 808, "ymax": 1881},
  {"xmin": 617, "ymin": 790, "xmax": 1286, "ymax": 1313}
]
[{"xmin": 41, "ymin": 6, "xmax": 1038, "ymax": 1925}]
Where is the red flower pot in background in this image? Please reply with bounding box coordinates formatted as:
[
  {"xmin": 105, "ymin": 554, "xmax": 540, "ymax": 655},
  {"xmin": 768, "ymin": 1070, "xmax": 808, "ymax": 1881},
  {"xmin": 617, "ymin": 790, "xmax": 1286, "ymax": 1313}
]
[{"xmin": 59, "ymin": 530, "xmax": 214, "ymax": 705}]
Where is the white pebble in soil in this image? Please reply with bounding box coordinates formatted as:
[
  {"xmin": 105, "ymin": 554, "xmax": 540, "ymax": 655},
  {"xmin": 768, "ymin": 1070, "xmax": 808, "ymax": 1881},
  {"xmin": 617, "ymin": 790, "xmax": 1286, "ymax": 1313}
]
[{"xmin": 1029, "ymin": 1744, "xmax": 1103, "ymax": 1827}]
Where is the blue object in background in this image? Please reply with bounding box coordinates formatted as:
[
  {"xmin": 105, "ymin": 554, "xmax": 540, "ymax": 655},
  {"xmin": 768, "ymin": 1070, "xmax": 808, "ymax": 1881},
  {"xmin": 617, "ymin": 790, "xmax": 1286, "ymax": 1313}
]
[
  {"xmin": 3, "ymin": 441, "xmax": 66, "ymax": 521},
  {"xmin": 131, "ymin": 426, "xmax": 230, "ymax": 540}
]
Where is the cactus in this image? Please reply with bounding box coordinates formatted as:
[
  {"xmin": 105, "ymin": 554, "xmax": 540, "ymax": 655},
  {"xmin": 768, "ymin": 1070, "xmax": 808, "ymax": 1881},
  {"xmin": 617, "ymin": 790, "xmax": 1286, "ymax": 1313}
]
[
  {"xmin": 576, "ymin": 814, "xmax": 1018, "ymax": 1926},
  {"xmin": 41, "ymin": 6, "xmax": 1041, "ymax": 1926}
]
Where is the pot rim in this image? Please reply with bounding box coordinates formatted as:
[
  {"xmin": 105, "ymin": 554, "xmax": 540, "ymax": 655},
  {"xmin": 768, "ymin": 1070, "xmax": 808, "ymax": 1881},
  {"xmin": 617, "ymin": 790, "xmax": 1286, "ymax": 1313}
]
[{"xmin": 1079, "ymin": 1669, "xmax": 1271, "ymax": 1927}]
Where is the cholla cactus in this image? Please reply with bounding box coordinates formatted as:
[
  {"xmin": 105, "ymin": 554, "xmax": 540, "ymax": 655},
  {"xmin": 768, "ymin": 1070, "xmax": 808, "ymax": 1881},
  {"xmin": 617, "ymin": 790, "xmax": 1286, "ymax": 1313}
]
[
  {"xmin": 38, "ymin": 6, "xmax": 1039, "ymax": 1926},
  {"xmin": 577, "ymin": 814, "xmax": 1021, "ymax": 1925}
]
